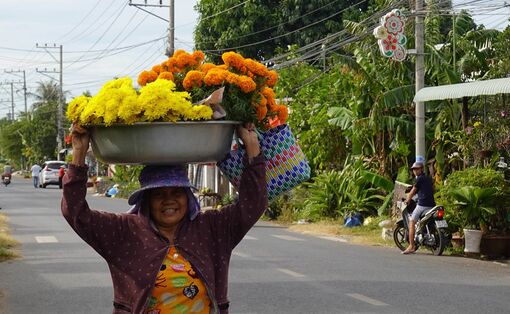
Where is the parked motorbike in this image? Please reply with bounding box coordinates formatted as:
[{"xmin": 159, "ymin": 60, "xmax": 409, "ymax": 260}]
[{"xmin": 393, "ymin": 199, "xmax": 450, "ymax": 256}]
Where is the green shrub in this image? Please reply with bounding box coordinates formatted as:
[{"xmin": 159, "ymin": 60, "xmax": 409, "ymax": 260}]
[{"xmin": 441, "ymin": 167, "xmax": 509, "ymax": 233}]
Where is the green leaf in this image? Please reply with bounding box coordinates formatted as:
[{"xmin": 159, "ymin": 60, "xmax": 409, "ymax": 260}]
[{"xmin": 360, "ymin": 170, "xmax": 394, "ymax": 192}]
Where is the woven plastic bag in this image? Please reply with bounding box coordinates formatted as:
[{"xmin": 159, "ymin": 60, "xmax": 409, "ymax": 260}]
[{"xmin": 217, "ymin": 124, "xmax": 310, "ymax": 200}]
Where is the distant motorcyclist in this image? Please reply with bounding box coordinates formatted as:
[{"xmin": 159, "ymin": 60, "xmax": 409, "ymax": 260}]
[
  {"xmin": 2, "ymin": 164, "xmax": 12, "ymax": 182},
  {"xmin": 403, "ymin": 161, "xmax": 436, "ymax": 254}
]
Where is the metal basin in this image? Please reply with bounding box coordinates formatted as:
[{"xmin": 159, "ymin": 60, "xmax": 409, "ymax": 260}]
[{"xmin": 89, "ymin": 121, "xmax": 238, "ymax": 165}]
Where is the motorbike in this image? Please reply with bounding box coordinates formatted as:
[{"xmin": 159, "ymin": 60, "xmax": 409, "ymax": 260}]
[
  {"xmin": 393, "ymin": 198, "xmax": 450, "ymax": 256},
  {"xmin": 2, "ymin": 175, "xmax": 11, "ymax": 187}
]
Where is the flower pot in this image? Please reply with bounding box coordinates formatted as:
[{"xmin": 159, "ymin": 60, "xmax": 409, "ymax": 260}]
[
  {"xmin": 480, "ymin": 235, "xmax": 510, "ymax": 258},
  {"xmin": 463, "ymin": 228, "xmax": 483, "ymax": 253},
  {"xmin": 89, "ymin": 121, "xmax": 239, "ymax": 165},
  {"xmin": 451, "ymin": 234, "xmax": 464, "ymax": 249}
]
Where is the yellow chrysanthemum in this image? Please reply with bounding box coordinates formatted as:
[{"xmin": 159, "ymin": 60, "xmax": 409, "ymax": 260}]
[
  {"xmin": 66, "ymin": 95, "xmax": 90, "ymax": 122},
  {"xmin": 117, "ymin": 93, "xmax": 141, "ymax": 125},
  {"xmin": 186, "ymin": 105, "xmax": 213, "ymax": 120},
  {"xmin": 138, "ymin": 79, "xmax": 193, "ymax": 121}
]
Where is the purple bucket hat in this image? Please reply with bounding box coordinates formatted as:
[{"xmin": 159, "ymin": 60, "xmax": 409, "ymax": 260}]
[{"xmin": 127, "ymin": 165, "xmax": 200, "ymax": 219}]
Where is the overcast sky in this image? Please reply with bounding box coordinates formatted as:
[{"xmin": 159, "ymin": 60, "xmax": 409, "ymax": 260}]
[
  {"xmin": 0, "ymin": 0, "xmax": 508, "ymax": 118},
  {"xmin": 0, "ymin": 0, "xmax": 198, "ymax": 117}
]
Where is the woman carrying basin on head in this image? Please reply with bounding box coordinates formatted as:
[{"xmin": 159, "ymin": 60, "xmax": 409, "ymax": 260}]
[{"xmin": 61, "ymin": 123, "xmax": 267, "ymax": 313}]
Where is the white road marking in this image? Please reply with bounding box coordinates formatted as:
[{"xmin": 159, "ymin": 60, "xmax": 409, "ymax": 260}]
[
  {"xmin": 277, "ymin": 268, "xmax": 306, "ymax": 278},
  {"xmin": 35, "ymin": 236, "xmax": 58, "ymax": 243},
  {"xmin": 346, "ymin": 293, "xmax": 389, "ymax": 306},
  {"xmin": 232, "ymin": 251, "xmax": 250, "ymax": 258},
  {"xmin": 319, "ymin": 236, "xmax": 348, "ymax": 243},
  {"xmin": 243, "ymin": 235, "xmax": 257, "ymax": 240},
  {"xmin": 272, "ymin": 234, "xmax": 305, "ymax": 241}
]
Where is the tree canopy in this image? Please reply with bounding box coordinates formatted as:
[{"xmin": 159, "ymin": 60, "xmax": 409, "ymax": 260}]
[{"xmin": 194, "ymin": 0, "xmax": 372, "ymax": 61}]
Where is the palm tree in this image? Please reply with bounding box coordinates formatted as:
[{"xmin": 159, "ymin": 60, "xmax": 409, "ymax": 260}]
[{"xmin": 30, "ymin": 81, "xmax": 64, "ymax": 111}]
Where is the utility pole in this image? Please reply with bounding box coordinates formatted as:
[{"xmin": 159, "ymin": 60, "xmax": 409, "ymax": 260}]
[
  {"xmin": 128, "ymin": 0, "xmax": 174, "ymax": 56},
  {"xmin": 167, "ymin": 0, "xmax": 174, "ymax": 57},
  {"xmin": 0, "ymin": 99, "xmax": 12, "ymax": 120},
  {"xmin": 0, "ymin": 81, "xmax": 22, "ymax": 121},
  {"xmin": 36, "ymin": 43, "xmax": 64, "ymax": 160},
  {"xmin": 415, "ymin": 0, "xmax": 426, "ymax": 161},
  {"xmin": 5, "ymin": 69, "xmax": 28, "ymax": 118},
  {"xmin": 10, "ymin": 83, "xmax": 14, "ymax": 121}
]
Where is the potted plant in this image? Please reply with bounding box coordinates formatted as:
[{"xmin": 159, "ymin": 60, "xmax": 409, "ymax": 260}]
[{"xmin": 449, "ymin": 186, "xmax": 498, "ymax": 253}]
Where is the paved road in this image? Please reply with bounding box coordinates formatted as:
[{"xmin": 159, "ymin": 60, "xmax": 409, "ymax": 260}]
[{"xmin": 1, "ymin": 176, "xmax": 509, "ymax": 313}]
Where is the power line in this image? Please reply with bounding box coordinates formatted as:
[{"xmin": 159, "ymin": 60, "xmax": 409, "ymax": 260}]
[
  {"xmin": 64, "ymin": 0, "xmax": 122, "ymax": 44},
  {"xmin": 194, "ymin": 0, "xmax": 346, "ymax": 46},
  {"xmin": 65, "ymin": 1, "xmax": 130, "ymax": 69},
  {"xmin": 201, "ymin": 0, "xmax": 371, "ymax": 53},
  {"xmin": 56, "ymin": 0, "xmax": 103, "ymax": 42}
]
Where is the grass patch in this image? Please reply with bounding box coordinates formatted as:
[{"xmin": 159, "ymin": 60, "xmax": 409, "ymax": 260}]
[
  {"xmin": 284, "ymin": 217, "xmax": 394, "ymax": 247},
  {"xmin": 0, "ymin": 214, "xmax": 19, "ymax": 262}
]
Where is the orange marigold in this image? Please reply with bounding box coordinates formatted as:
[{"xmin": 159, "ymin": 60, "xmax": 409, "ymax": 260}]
[
  {"xmin": 266, "ymin": 70, "xmax": 278, "ymax": 87},
  {"xmin": 160, "ymin": 61, "xmax": 170, "ymax": 72},
  {"xmin": 226, "ymin": 72, "xmax": 239, "ymax": 85},
  {"xmin": 277, "ymin": 105, "xmax": 289, "ymax": 123},
  {"xmin": 266, "ymin": 94, "xmax": 278, "ymax": 111},
  {"xmin": 183, "ymin": 70, "xmax": 204, "ymax": 90},
  {"xmin": 152, "ymin": 65, "xmax": 162, "ymax": 74},
  {"xmin": 175, "ymin": 53, "xmax": 194, "ymax": 69},
  {"xmin": 203, "ymin": 69, "xmax": 229, "ymax": 86},
  {"xmin": 166, "ymin": 58, "xmax": 177, "ymax": 72},
  {"xmin": 256, "ymin": 104, "xmax": 268, "ymax": 121},
  {"xmin": 261, "ymin": 87, "xmax": 276, "ymax": 100},
  {"xmin": 173, "ymin": 49, "xmax": 187, "ymax": 57},
  {"xmin": 191, "ymin": 50, "xmax": 205, "ymax": 63},
  {"xmin": 244, "ymin": 58, "xmax": 269, "ymax": 77},
  {"xmin": 200, "ymin": 63, "xmax": 216, "ymax": 74},
  {"xmin": 222, "ymin": 52, "xmax": 245, "ymax": 70},
  {"xmin": 137, "ymin": 70, "xmax": 158, "ymax": 86},
  {"xmin": 237, "ymin": 75, "xmax": 257, "ymax": 93},
  {"xmin": 158, "ymin": 71, "xmax": 174, "ymax": 81},
  {"xmin": 258, "ymin": 93, "xmax": 268, "ymax": 107}
]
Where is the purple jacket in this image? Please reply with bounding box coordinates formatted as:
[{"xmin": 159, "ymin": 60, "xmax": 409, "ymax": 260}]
[{"xmin": 61, "ymin": 155, "xmax": 267, "ymax": 314}]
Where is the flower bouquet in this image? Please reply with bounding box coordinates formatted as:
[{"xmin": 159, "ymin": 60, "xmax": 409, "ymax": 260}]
[{"xmin": 66, "ymin": 50, "xmax": 287, "ymax": 164}]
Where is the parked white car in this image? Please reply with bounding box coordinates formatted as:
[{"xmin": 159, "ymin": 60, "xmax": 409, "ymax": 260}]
[{"xmin": 40, "ymin": 161, "xmax": 66, "ymax": 188}]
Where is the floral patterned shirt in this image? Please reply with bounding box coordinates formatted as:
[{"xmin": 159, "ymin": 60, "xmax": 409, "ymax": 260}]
[{"xmin": 146, "ymin": 246, "xmax": 211, "ymax": 314}]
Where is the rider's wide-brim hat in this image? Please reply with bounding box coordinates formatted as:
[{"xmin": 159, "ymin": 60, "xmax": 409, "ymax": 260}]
[{"xmin": 128, "ymin": 165, "xmax": 197, "ymax": 205}]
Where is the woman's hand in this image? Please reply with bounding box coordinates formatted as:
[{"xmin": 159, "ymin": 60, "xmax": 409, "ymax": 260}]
[
  {"xmin": 237, "ymin": 123, "xmax": 260, "ymax": 159},
  {"xmin": 70, "ymin": 123, "xmax": 90, "ymax": 166}
]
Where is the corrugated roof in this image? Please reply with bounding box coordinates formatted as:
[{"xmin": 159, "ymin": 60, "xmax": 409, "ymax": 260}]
[{"xmin": 413, "ymin": 77, "xmax": 510, "ymax": 102}]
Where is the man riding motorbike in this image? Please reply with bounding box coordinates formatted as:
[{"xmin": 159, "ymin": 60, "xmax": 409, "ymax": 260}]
[
  {"xmin": 2, "ymin": 164, "xmax": 12, "ymax": 185},
  {"xmin": 402, "ymin": 161, "xmax": 436, "ymax": 254}
]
